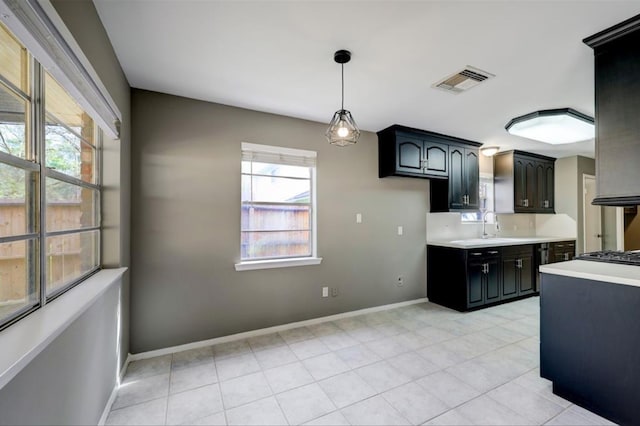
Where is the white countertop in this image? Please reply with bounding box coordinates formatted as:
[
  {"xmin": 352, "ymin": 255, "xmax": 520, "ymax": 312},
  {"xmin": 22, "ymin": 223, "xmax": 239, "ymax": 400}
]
[
  {"xmin": 427, "ymin": 236, "xmax": 575, "ymax": 249},
  {"xmin": 540, "ymin": 260, "xmax": 640, "ymax": 288}
]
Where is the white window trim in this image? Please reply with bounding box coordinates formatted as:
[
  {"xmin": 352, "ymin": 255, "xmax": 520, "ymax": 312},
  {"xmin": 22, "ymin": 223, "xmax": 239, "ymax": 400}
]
[
  {"xmin": 235, "ymin": 257, "xmax": 322, "ymax": 272},
  {"xmin": 236, "ymin": 142, "xmax": 319, "ymax": 271}
]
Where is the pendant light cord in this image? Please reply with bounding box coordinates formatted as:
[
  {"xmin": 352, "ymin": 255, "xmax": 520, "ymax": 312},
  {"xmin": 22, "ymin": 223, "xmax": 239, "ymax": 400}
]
[{"xmin": 341, "ymin": 63, "xmax": 344, "ymax": 110}]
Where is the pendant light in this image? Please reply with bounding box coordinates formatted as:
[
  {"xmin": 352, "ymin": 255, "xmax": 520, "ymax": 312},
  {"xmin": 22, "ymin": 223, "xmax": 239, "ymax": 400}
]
[{"xmin": 326, "ymin": 50, "xmax": 360, "ymax": 146}]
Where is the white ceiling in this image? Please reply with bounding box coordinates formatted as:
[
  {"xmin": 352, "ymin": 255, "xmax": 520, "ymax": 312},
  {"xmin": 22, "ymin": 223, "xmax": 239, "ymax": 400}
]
[{"xmin": 93, "ymin": 1, "xmax": 640, "ymax": 159}]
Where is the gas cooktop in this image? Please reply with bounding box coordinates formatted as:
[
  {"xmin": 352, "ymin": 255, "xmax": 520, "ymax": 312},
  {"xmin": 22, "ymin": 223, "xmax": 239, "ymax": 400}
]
[{"xmin": 576, "ymin": 250, "xmax": 640, "ymax": 266}]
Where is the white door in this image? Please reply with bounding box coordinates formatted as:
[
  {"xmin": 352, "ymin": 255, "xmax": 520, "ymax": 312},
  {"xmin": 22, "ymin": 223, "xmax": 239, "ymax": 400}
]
[{"xmin": 583, "ymin": 175, "xmax": 602, "ymax": 252}]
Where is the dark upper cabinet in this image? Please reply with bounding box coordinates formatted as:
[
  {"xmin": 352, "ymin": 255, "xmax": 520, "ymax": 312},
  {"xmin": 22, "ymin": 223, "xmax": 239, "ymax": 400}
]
[
  {"xmin": 377, "ymin": 125, "xmax": 481, "ymax": 212},
  {"xmin": 494, "ymin": 150, "xmax": 556, "ymax": 214},
  {"xmin": 394, "ymin": 135, "xmax": 449, "ymax": 177},
  {"xmin": 432, "ymin": 146, "xmax": 480, "ymax": 212},
  {"xmin": 379, "ymin": 127, "xmax": 452, "ymax": 179},
  {"xmin": 584, "ymin": 17, "xmax": 640, "ymax": 206}
]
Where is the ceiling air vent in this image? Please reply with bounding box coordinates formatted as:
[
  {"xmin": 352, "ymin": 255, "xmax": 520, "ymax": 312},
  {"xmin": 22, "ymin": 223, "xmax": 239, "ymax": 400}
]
[{"xmin": 433, "ymin": 66, "xmax": 495, "ymax": 94}]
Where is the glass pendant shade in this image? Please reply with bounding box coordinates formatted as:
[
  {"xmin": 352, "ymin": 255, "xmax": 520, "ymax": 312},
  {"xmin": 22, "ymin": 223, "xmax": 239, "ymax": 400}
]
[
  {"xmin": 326, "ymin": 49, "xmax": 360, "ymax": 146},
  {"xmin": 326, "ymin": 109, "xmax": 360, "ymax": 146}
]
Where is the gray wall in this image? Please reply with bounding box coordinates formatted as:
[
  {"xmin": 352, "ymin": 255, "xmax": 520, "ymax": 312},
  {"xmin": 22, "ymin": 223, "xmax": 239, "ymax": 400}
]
[
  {"xmin": 51, "ymin": 0, "xmax": 132, "ymax": 363},
  {"xmin": 131, "ymin": 89, "xmax": 428, "ymax": 353},
  {"xmin": 554, "ymin": 156, "xmax": 596, "ymax": 254},
  {"xmin": 0, "ymin": 280, "xmax": 122, "ymax": 425},
  {"xmin": 0, "ymin": 2, "xmax": 131, "ymax": 424}
]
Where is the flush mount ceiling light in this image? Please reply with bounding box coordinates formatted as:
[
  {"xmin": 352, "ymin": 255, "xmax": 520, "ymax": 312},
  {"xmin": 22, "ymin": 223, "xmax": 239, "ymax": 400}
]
[
  {"xmin": 505, "ymin": 108, "xmax": 594, "ymax": 145},
  {"xmin": 326, "ymin": 50, "xmax": 360, "ymax": 146},
  {"xmin": 480, "ymin": 146, "xmax": 499, "ymax": 157}
]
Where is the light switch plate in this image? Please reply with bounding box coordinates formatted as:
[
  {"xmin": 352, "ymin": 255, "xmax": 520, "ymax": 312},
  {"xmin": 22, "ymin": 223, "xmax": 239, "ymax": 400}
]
[
  {"xmin": 397, "ymin": 226, "xmax": 403, "ymax": 236},
  {"xmin": 322, "ymin": 287, "xmax": 328, "ymax": 297},
  {"xmin": 356, "ymin": 213, "xmax": 362, "ymax": 224}
]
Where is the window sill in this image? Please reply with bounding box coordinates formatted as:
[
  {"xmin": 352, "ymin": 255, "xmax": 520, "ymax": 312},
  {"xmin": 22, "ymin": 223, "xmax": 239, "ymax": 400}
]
[
  {"xmin": 0, "ymin": 268, "xmax": 127, "ymax": 390},
  {"xmin": 235, "ymin": 257, "xmax": 323, "ymax": 271}
]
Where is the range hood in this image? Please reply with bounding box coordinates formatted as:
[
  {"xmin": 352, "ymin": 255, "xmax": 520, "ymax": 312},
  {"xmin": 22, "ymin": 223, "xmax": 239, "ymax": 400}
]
[{"xmin": 584, "ymin": 14, "xmax": 640, "ymax": 206}]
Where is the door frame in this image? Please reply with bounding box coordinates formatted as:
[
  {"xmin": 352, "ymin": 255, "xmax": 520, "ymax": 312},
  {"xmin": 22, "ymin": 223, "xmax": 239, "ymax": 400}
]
[
  {"xmin": 582, "ymin": 174, "xmax": 602, "ymax": 252},
  {"xmin": 616, "ymin": 207, "xmax": 625, "ymax": 251}
]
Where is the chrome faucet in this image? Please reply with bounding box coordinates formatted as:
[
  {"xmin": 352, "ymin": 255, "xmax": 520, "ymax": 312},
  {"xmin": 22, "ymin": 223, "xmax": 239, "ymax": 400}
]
[{"xmin": 481, "ymin": 210, "xmax": 494, "ymax": 239}]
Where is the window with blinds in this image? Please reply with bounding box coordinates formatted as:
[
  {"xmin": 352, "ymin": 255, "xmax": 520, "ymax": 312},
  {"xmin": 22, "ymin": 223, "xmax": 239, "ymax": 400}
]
[
  {"xmin": 0, "ymin": 21, "xmax": 102, "ymax": 330},
  {"xmin": 241, "ymin": 143, "xmax": 317, "ymax": 261}
]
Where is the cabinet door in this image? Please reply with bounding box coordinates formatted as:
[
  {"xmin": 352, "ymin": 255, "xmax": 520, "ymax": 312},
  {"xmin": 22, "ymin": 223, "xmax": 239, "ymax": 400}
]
[
  {"xmin": 449, "ymin": 148, "xmax": 465, "ymax": 209},
  {"xmin": 502, "ymin": 255, "xmax": 519, "ymax": 299},
  {"xmin": 545, "ymin": 162, "xmax": 554, "ymax": 211},
  {"xmin": 514, "ymin": 157, "xmax": 527, "ymax": 210},
  {"xmin": 424, "ymin": 141, "xmax": 448, "ymax": 177},
  {"xmin": 485, "ymin": 257, "xmax": 501, "ymax": 303},
  {"xmin": 536, "ymin": 162, "xmax": 546, "ymax": 210},
  {"xmin": 518, "ymin": 254, "xmax": 535, "ymax": 295},
  {"xmin": 525, "ymin": 159, "xmax": 537, "ymax": 211},
  {"xmin": 465, "ymin": 149, "xmax": 480, "ymax": 209},
  {"xmin": 396, "ymin": 136, "xmax": 424, "ymax": 174},
  {"xmin": 467, "ymin": 260, "xmax": 485, "ymax": 308}
]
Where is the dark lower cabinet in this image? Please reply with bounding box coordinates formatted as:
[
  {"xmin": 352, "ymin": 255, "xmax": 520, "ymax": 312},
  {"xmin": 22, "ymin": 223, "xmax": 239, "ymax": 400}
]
[
  {"xmin": 549, "ymin": 240, "xmax": 576, "ymax": 263},
  {"xmin": 428, "ymin": 244, "xmax": 537, "ymax": 312},
  {"xmin": 467, "ymin": 251, "xmax": 500, "ymax": 308},
  {"xmin": 502, "ymin": 245, "xmax": 535, "ymax": 300}
]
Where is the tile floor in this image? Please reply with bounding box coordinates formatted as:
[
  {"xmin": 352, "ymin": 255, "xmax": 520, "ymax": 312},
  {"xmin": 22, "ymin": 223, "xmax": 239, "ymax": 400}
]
[{"xmin": 106, "ymin": 297, "xmax": 616, "ymax": 425}]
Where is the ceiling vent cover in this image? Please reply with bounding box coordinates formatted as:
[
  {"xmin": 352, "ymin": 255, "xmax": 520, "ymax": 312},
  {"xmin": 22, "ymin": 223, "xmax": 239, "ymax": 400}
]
[{"xmin": 433, "ymin": 66, "xmax": 495, "ymax": 94}]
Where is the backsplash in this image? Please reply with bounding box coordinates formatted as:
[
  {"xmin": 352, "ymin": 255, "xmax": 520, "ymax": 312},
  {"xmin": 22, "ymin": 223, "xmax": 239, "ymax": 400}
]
[{"xmin": 426, "ymin": 212, "xmax": 576, "ymax": 241}]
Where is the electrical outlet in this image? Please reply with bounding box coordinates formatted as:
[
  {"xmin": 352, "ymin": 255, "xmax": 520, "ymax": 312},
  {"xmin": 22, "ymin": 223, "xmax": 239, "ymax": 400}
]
[
  {"xmin": 322, "ymin": 287, "xmax": 328, "ymax": 298},
  {"xmin": 331, "ymin": 287, "xmax": 338, "ymax": 297},
  {"xmin": 397, "ymin": 275, "xmax": 404, "ymax": 286}
]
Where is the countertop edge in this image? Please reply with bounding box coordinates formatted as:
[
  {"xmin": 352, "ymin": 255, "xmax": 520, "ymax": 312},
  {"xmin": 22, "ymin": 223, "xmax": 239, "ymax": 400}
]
[
  {"xmin": 540, "ymin": 260, "xmax": 640, "ymax": 288},
  {"xmin": 427, "ymin": 236, "xmax": 575, "ymax": 249}
]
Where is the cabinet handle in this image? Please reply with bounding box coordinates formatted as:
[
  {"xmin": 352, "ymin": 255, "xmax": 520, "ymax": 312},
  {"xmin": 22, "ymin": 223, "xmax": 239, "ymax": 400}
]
[
  {"xmin": 516, "ymin": 258, "xmax": 522, "ymax": 269},
  {"xmin": 488, "ymin": 251, "xmax": 499, "ymax": 254},
  {"xmin": 470, "ymin": 252, "xmax": 483, "ymax": 256},
  {"xmin": 482, "ymin": 263, "xmax": 488, "ymax": 274}
]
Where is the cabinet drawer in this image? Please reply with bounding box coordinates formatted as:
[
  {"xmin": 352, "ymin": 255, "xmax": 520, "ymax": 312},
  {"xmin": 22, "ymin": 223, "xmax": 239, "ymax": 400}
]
[{"xmin": 502, "ymin": 244, "xmax": 534, "ymax": 257}]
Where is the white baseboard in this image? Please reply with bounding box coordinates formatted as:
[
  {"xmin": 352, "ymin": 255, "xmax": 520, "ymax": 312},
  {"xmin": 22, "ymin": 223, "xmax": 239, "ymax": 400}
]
[
  {"xmin": 130, "ymin": 298, "xmax": 428, "ymax": 361},
  {"xmin": 98, "ymin": 353, "xmax": 132, "ymax": 425}
]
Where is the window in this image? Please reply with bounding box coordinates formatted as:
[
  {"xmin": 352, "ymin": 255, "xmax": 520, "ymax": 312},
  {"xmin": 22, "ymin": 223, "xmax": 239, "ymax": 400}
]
[
  {"xmin": 238, "ymin": 143, "xmax": 319, "ymax": 269},
  {"xmin": 0, "ymin": 22, "xmax": 101, "ymax": 330}
]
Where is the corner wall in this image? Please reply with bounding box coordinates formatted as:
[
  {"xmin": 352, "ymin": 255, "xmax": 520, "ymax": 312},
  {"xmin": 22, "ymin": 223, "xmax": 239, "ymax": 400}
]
[
  {"xmin": 130, "ymin": 89, "xmax": 429, "ymax": 353},
  {"xmin": 51, "ymin": 0, "xmax": 131, "ymax": 363},
  {"xmin": 0, "ymin": 279, "xmax": 122, "ymax": 425}
]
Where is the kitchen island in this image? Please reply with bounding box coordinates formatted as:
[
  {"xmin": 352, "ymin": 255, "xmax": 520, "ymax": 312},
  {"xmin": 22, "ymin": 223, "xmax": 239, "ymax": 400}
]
[{"xmin": 539, "ymin": 260, "xmax": 640, "ymax": 425}]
